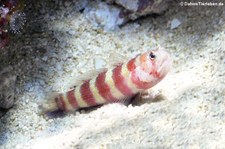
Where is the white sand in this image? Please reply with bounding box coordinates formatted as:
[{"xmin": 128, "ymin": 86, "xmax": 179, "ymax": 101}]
[{"xmin": 0, "ymin": 1, "xmax": 224, "ymax": 149}]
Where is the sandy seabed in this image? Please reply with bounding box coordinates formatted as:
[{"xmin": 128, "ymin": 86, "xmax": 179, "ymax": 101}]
[{"xmin": 0, "ymin": 1, "xmax": 225, "ymax": 149}]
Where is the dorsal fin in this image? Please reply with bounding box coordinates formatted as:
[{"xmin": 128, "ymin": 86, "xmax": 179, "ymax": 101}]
[
  {"xmin": 68, "ymin": 68, "xmax": 107, "ymax": 89},
  {"xmin": 67, "ymin": 53, "xmax": 128, "ymax": 90},
  {"xmin": 108, "ymin": 52, "xmax": 128, "ymax": 67}
]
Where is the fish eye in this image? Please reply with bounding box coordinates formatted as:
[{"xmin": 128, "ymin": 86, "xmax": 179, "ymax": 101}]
[{"xmin": 149, "ymin": 52, "xmax": 156, "ymax": 60}]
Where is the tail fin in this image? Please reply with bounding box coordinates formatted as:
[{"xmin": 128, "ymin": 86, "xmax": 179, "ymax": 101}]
[{"xmin": 39, "ymin": 95, "xmax": 65, "ymax": 118}]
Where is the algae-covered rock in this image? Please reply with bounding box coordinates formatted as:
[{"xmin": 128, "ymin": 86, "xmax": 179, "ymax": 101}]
[
  {"xmin": 84, "ymin": 0, "xmax": 171, "ymax": 30},
  {"xmin": 106, "ymin": 0, "xmax": 171, "ymax": 20}
]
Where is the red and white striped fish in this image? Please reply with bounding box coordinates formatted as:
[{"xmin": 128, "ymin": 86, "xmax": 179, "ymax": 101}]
[{"xmin": 42, "ymin": 48, "xmax": 172, "ymax": 115}]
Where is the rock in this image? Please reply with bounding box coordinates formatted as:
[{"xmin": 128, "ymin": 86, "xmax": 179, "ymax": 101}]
[
  {"xmin": 0, "ymin": 66, "xmax": 17, "ymax": 113},
  {"xmin": 84, "ymin": 0, "xmax": 171, "ymax": 31},
  {"xmin": 84, "ymin": 1, "xmax": 126, "ymax": 31},
  {"xmin": 170, "ymin": 18, "xmax": 181, "ymax": 29},
  {"xmin": 107, "ymin": 0, "xmax": 171, "ymax": 20},
  {"xmin": 42, "ymin": 56, "xmax": 48, "ymax": 62}
]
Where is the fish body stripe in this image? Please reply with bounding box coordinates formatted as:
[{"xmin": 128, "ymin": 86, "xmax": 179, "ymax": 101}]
[
  {"xmin": 62, "ymin": 93, "xmax": 74, "ymax": 111},
  {"xmin": 128, "ymin": 55, "xmax": 153, "ymax": 89},
  {"xmin": 67, "ymin": 90, "xmax": 78, "ymax": 108},
  {"xmin": 95, "ymin": 71, "xmax": 116, "ymax": 102},
  {"xmin": 80, "ymin": 80, "xmax": 97, "ymax": 106},
  {"xmin": 121, "ymin": 63, "xmax": 140, "ymax": 93},
  {"xmin": 104, "ymin": 69, "xmax": 124, "ymax": 100},
  {"xmin": 75, "ymin": 87, "xmax": 88, "ymax": 107},
  {"xmin": 127, "ymin": 58, "xmax": 136, "ymax": 71},
  {"xmin": 126, "ymin": 56, "xmax": 144, "ymax": 91},
  {"xmin": 56, "ymin": 94, "xmax": 66, "ymax": 110},
  {"xmin": 89, "ymin": 78, "xmax": 106, "ymax": 104},
  {"xmin": 112, "ymin": 65, "xmax": 133, "ymax": 96}
]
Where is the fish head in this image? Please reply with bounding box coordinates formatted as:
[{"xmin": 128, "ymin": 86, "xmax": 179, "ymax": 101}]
[{"xmin": 138, "ymin": 48, "xmax": 172, "ymax": 82}]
